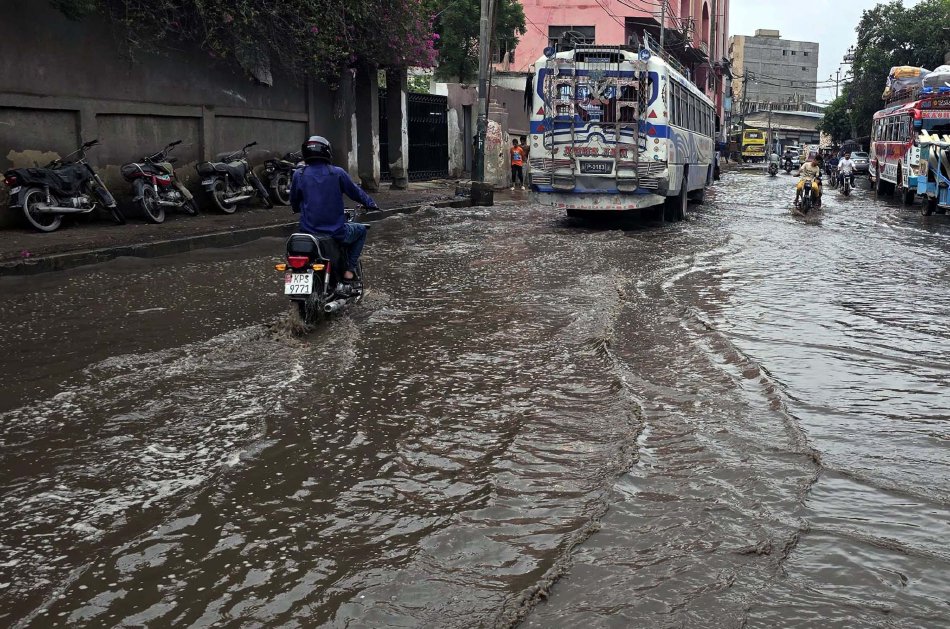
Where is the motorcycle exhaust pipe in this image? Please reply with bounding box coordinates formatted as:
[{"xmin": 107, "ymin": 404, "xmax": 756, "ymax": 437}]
[
  {"xmin": 34, "ymin": 204, "xmax": 92, "ymax": 214},
  {"xmin": 157, "ymin": 200, "xmax": 182, "ymax": 207},
  {"xmin": 324, "ymin": 300, "xmax": 345, "ymax": 314},
  {"xmin": 222, "ymin": 194, "xmax": 253, "ymax": 204}
]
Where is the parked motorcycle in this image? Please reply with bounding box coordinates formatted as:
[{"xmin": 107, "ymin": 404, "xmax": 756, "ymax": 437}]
[
  {"xmin": 767, "ymin": 162, "xmax": 778, "ymax": 176},
  {"xmin": 276, "ymin": 210, "xmax": 368, "ymax": 325},
  {"xmin": 121, "ymin": 140, "xmax": 198, "ymax": 223},
  {"xmin": 262, "ymin": 150, "xmax": 301, "ymax": 206},
  {"xmin": 195, "ymin": 141, "xmax": 272, "ymax": 213},
  {"xmin": 3, "ymin": 139, "xmax": 124, "ymax": 232}
]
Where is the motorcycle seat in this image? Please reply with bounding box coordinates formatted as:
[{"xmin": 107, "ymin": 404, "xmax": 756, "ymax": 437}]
[{"xmin": 286, "ymin": 233, "xmax": 348, "ymax": 278}]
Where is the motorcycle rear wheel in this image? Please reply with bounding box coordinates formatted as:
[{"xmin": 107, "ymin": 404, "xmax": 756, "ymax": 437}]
[
  {"xmin": 22, "ymin": 188, "xmax": 63, "ymax": 232},
  {"xmin": 271, "ymin": 173, "xmax": 291, "ymax": 206},
  {"xmin": 211, "ymin": 179, "xmax": 237, "ymax": 214},
  {"xmin": 183, "ymin": 198, "xmax": 199, "ymax": 216},
  {"xmin": 139, "ymin": 186, "xmax": 165, "ymax": 224},
  {"xmin": 297, "ymin": 292, "xmax": 325, "ymax": 325}
]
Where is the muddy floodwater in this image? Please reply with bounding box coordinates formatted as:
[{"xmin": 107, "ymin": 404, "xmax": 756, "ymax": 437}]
[{"xmin": 0, "ymin": 171, "xmax": 948, "ymax": 628}]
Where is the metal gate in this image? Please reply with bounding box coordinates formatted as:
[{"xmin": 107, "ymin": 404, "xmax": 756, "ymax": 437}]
[{"xmin": 379, "ymin": 91, "xmax": 449, "ymax": 181}]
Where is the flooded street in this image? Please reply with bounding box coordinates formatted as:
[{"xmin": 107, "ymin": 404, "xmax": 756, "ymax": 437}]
[{"xmin": 0, "ymin": 170, "xmax": 948, "ymax": 627}]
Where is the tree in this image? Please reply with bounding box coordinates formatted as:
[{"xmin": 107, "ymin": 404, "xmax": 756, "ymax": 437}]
[
  {"xmin": 50, "ymin": 0, "xmax": 437, "ymax": 83},
  {"xmin": 427, "ymin": 0, "xmax": 527, "ymax": 82},
  {"xmin": 817, "ymin": 94, "xmax": 854, "ymax": 143},
  {"xmin": 848, "ymin": 0, "xmax": 950, "ymax": 138}
]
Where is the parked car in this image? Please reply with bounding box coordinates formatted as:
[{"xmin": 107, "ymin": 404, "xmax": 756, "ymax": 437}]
[{"xmin": 851, "ymin": 151, "xmax": 870, "ymax": 174}]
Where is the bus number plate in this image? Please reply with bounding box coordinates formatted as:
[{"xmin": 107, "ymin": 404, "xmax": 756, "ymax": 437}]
[{"xmin": 581, "ymin": 161, "xmax": 612, "ymax": 174}]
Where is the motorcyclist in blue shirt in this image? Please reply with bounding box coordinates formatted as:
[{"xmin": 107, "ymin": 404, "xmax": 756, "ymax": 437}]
[{"xmin": 290, "ymin": 136, "xmax": 378, "ymax": 281}]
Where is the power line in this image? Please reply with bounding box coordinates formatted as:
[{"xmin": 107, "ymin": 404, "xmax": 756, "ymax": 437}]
[{"xmin": 592, "ymin": 0, "xmax": 627, "ymax": 28}]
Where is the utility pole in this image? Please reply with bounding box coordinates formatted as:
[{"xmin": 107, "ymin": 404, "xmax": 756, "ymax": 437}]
[
  {"xmin": 472, "ymin": 0, "xmax": 494, "ymax": 204},
  {"xmin": 659, "ymin": 1, "xmax": 666, "ymax": 52}
]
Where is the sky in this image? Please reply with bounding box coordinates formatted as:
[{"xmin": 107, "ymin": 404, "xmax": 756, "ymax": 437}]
[{"xmin": 728, "ymin": 0, "xmax": 923, "ymax": 102}]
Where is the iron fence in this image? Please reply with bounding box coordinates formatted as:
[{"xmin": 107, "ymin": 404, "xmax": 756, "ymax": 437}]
[{"xmin": 379, "ymin": 91, "xmax": 449, "ymax": 181}]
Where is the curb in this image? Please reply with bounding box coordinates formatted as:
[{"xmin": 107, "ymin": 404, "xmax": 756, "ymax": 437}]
[{"xmin": 0, "ymin": 198, "xmax": 471, "ymax": 276}]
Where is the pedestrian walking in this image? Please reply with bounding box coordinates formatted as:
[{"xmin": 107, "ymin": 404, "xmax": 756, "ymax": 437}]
[{"xmin": 510, "ymin": 138, "xmax": 525, "ymax": 190}]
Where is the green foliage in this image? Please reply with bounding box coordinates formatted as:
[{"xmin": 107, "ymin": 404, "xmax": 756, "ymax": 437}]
[
  {"xmin": 50, "ymin": 0, "xmax": 98, "ymax": 19},
  {"xmin": 816, "ymin": 94, "xmax": 855, "ymax": 143},
  {"xmin": 408, "ymin": 73, "xmax": 433, "ymax": 93},
  {"xmin": 848, "ymin": 0, "xmax": 950, "ymax": 138},
  {"xmin": 49, "ymin": 0, "xmax": 437, "ymax": 82},
  {"xmin": 427, "ymin": 0, "xmax": 527, "ymax": 82}
]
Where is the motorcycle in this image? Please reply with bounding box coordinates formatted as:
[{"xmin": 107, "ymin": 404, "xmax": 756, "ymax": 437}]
[
  {"xmin": 276, "ymin": 210, "xmax": 369, "ymax": 325},
  {"xmin": 828, "ymin": 166, "xmax": 839, "ymax": 189},
  {"xmin": 195, "ymin": 141, "xmax": 273, "ymax": 213},
  {"xmin": 796, "ymin": 177, "xmax": 821, "ymax": 214},
  {"xmin": 840, "ymin": 172, "xmax": 852, "ymax": 196},
  {"xmin": 767, "ymin": 162, "xmax": 779, "ymax": 176},
  {"xmin": 783, "ymin": 158, "xmax": 793, "ymax": 174},
  {"xmin": 121, "ymin": 140, "xmax": 198, "ymax": 223},
  {"xmin": 3, "ymin": 139, "xmax": 124, "ymax": 232},
  {"xmin": 262, "ymin": 150, "xmax": 301, "ymax": 206}
]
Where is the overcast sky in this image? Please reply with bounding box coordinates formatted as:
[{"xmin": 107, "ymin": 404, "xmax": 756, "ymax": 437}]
[{"xmin": 728, "ymin": 0, "xmax": 922, "ymax": 102}]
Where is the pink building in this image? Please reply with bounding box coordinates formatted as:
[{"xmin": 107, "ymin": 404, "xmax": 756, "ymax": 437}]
[{"xmin": 501, "ymin": 0, "xmax": 730, "ymax": 138}]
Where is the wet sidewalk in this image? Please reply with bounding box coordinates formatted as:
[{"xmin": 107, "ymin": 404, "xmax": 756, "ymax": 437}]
[{"xmin": 0, "ymin": 181, "xmax": 464, "ymax": 264}]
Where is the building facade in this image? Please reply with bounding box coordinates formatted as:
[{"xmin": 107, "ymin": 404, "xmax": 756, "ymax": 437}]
[
  {"xmin": 503, "ymin": 0, "xmax": 731, "ymax": 141},
  {"xmin": 729, "ymin": 30, "xmax": 819, "ymax": 106}
]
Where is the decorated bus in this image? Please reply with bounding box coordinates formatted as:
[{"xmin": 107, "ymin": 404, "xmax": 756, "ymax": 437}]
[
  {"xmin": 870, "ymin": 90, "xmax": 950, "ymax": 204},
  {"xmin": 527, "ymin": 44, "xmax": 715, "ymax": 220}
]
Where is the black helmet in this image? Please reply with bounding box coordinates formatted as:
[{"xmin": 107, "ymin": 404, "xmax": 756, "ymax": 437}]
[{"xmin": 302, "ymin": 135, "xmax": 332, "ymax": 163}]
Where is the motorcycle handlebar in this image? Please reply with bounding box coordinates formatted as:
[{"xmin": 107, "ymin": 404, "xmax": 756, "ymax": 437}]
[
  {"xmin": 244, "ymin": 141, "xmax": 258, "ymax": 149},
  {"xmin": 170, "ymin": 139, "xmax": 182, "ymax": 147}
]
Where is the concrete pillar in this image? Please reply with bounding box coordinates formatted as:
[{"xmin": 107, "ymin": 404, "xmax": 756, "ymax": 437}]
[
  {"xmin": 385, "ymin": 68, "xmax": 410, "ymax": 190},
  {"xmin": 328, "ymin": 71, "xmax": 359, "ymax": 178},
  {"xmin": 485, "ymin": 100, "xmax": 510, "ymax": 189},
  {"xmin": 79, "ymin": 106, "xmax": 99, "ymax": 166},
  {"xmin": 200, "ymin": 106, "xmax": 215, "ymax": 161},
  {"xmin": 354, "ymin": 66, "xmax": 380, "ymax": 192}
]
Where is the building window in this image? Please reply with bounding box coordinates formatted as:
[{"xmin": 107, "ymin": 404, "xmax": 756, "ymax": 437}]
[
  {"xmin": 548, "ymin": 26, "xmax": 595, "ymax": 50},
  {"xmin": 782, "ymin": 50, "xmax": 787, "ymax": 56},
  {"xmin": 803, "ymin": 51, "xmax": 809, "ymax": 56},
  {"xmin": 802, "ymin": 67, "xmax": 807, "ymax": 71}
]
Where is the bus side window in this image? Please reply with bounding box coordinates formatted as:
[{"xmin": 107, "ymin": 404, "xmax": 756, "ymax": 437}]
[{"xmin": 671, "ymin": 84, "xmax": 679, "ymax": 126}]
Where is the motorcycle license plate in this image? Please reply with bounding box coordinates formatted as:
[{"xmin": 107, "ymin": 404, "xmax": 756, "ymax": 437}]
[
  {"xmin": 284, "ymin": 272, "xmax": 314, "ymax": 295},
  {"xmin": 201, "ymin": 179, "xmax": 215, "ymax": 185}
]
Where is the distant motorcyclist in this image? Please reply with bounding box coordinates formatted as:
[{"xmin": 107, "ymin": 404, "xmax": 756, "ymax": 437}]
[
  {"xmin": 837, "ymin": 152, "xmax": 856, "ymax": 188},
  {"xmin": 783, "ymin": 148, "xmax": 795, "ymax": 171},
  {"xmin": 768, "ymin": 151, "xmax": 780, "ymax": 175},
  {"xmin": 825, "ymin": 152, "xmax": 840, "ymax": 177},
  {"xmin": 795, "ymin": 155, "xmax": 823, "ymax": 206},
  {"xmin": 290, "ymin": 136, "xmax": 378, "ymax": 282}
]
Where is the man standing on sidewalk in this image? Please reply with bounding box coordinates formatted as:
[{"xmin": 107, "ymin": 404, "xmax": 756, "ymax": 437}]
[{"xmin": 510, "ymin": 138, "xmax": 525, "ymax": 190}]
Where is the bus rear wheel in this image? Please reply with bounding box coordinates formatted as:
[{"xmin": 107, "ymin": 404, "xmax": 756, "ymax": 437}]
[{"xmin": 664, "ymin": 174, "xmax": 688, "ymax": 222}]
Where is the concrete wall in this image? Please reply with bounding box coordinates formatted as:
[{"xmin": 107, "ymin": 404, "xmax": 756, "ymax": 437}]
[
  {"xmin": 0, "ymin": 0, "xmax": 370, "ymax": 227},
  {"xmin": 729, "ymin": 33, "xmax": 820, "ymax": 104},
  {"xmin": 507, "ymin": 0, "xmax": 727, "ymax": 72},
  {"xmin": 433, "ymin": 83, "xmax": 477, "ymax": 178}
]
